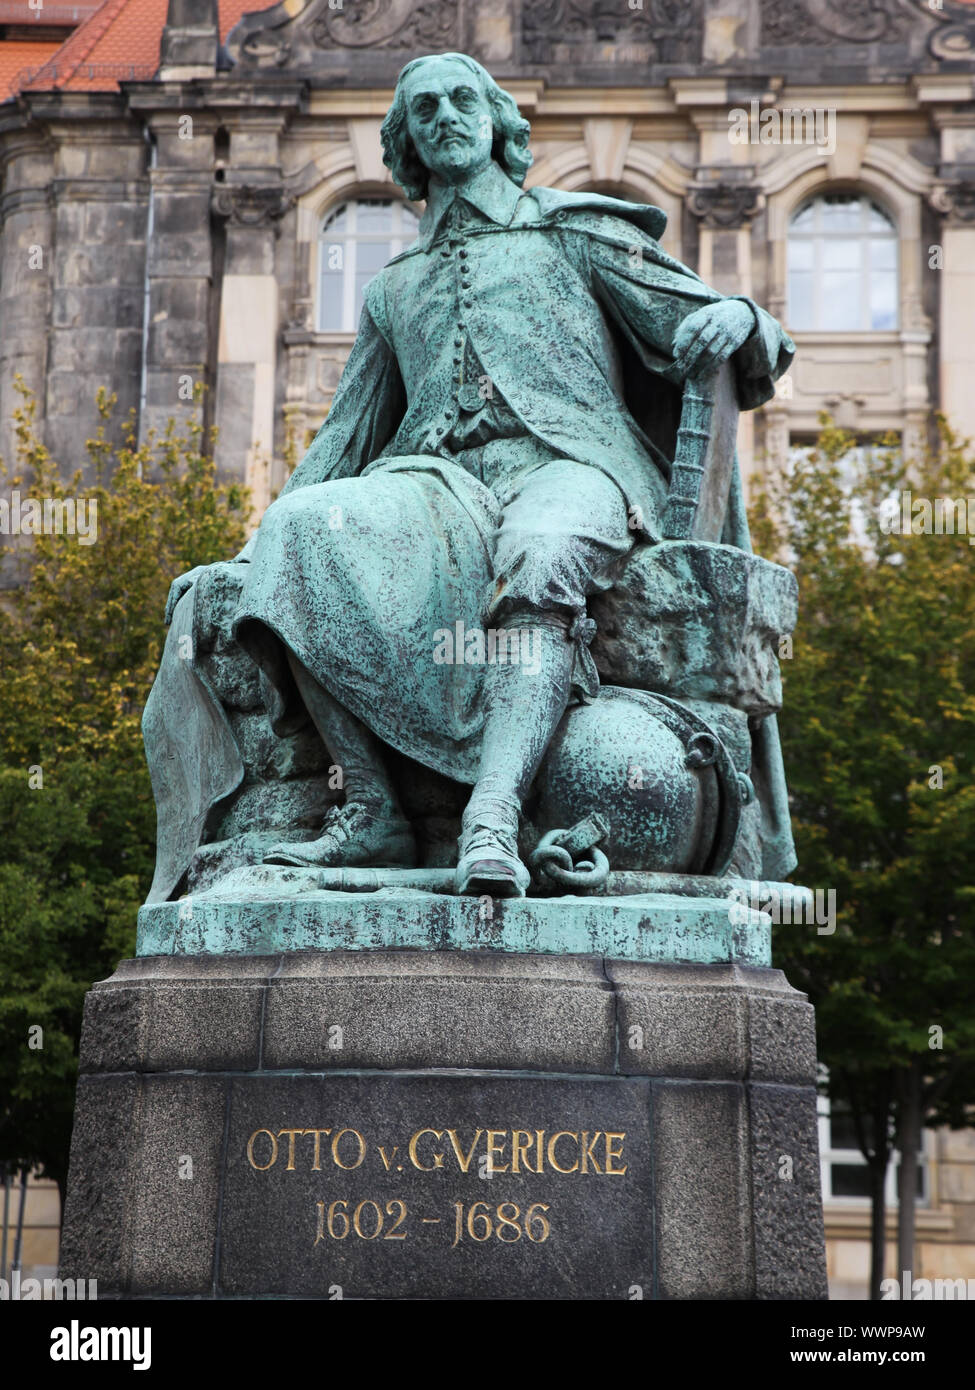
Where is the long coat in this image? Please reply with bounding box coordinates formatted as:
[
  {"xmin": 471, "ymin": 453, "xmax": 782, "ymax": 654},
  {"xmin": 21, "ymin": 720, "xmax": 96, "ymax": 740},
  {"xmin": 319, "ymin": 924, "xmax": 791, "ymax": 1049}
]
[{"xmin": 143, "ymin": 175, "xmax": 797, "ymax": 902}]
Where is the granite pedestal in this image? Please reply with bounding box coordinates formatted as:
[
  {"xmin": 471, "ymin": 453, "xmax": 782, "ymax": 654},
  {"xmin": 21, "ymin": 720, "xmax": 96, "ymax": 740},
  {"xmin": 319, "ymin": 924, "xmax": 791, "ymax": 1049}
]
[{"xmin": 59, "ymin": 938, "xmax": 828, "ymax": 1300}]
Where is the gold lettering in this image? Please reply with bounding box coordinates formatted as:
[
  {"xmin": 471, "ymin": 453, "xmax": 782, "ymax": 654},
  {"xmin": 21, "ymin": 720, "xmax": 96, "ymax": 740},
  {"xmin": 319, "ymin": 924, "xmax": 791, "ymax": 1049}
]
[
  {"xmin": 277, "ymin": 1128, "xmax": 305, "ymax": 1171},
  {"xmin": 377, "ymin": 1145, "xmax": 399, "ymax": 1171},
  {"xmin": 581, "ymin": 1131, "xmax": 603, "ymax": 1174},
  {"xmin": 409, "ymin": 1129, "xmax": 446, "ymax": 1171},
  {"xmin": 511, "ymin": 1130, "xmax": 536, "ymax": 1174},
  {"xmin": 302, "ymin": 1128, "xmax": 332, "ymax": 1171},
  {"xmin": 547, "ymin": 1131, "xmax": 579, "ymax": 1174},
  {"xmin": 446, "ymin": 1129, "xmax": 483, "ymax": 1174},
  {"xmin": 485, "ymin": 1130, "xmax": 509, "ymax": 1174},
  {"xmin": 247, "ymin": 1128, "xmax": 278, "ymax": 1170},
  {"xmin": 331, "ymin": 1128, "xmax": 367, "ymax": 1170},
  {"xmin": 604, "ymin": 1132, "xmax": 627, "ymax": 1175},
  {"xmin": 536, "ymin": 1129, "xmax": 544, "ymax": 1172}
]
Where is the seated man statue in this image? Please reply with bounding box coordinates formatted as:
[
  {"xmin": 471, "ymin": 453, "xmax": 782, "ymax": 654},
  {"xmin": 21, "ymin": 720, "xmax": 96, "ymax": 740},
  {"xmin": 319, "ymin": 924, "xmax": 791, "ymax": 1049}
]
[{"xmin": 156, "ymin": 51, "xmax": 795, "ymax": 901}]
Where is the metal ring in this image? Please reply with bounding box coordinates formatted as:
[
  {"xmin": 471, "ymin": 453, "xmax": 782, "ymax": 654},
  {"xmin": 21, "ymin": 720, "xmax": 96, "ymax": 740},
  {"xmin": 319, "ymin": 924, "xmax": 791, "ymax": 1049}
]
[
  {"xmin": 537, "ymin": 847, "xmax": 610, "ymax": 890},
  {"xmin": 529, "ymin": 832, "xmax": 574, "ymax": 875},
  {"xmin": 685, "ymin": 730, "xmax": 720, "ymax": 769}
]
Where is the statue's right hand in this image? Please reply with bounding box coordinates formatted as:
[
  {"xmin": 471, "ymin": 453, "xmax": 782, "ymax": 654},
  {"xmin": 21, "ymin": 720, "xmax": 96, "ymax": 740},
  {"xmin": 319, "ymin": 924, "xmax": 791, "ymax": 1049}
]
[{"xmin": 164, "ymin": 566, "xmax": 208, "ymax": 626}]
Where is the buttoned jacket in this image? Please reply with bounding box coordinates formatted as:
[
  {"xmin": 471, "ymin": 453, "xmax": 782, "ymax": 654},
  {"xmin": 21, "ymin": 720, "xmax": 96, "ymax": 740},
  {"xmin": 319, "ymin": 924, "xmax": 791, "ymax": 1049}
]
[{"xmin": 281, "ymin": 162, "xmax": 794, "ymax": 542}]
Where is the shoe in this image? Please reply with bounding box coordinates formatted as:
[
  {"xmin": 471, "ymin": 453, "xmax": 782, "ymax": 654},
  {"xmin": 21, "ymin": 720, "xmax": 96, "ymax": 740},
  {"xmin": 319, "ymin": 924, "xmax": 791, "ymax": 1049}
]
[
  {"xmin": 454, "ymin": 808, "xmax": 531, "ymax": 898},
  {"xmin": 263, "ymin": 802, "xmax": 416, "ymax": 869}
]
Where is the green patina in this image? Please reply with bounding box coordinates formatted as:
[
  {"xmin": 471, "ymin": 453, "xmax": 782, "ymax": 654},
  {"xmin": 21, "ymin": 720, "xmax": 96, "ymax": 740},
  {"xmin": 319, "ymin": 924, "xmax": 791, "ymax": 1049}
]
[
  {"xmin": 137, "ymin": 888, "xmax": 772, "ymax": 966},
  {"xmin": 139, "ymin": 53, "xmax": 802, "ymax": 961}
]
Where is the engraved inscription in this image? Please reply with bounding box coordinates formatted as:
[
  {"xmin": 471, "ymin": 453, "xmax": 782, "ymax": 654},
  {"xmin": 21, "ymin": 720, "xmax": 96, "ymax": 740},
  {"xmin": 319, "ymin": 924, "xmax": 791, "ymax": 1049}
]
[{"xmin": 219, "ymin": 1075, "xmax": 654, "ymax": 1300}]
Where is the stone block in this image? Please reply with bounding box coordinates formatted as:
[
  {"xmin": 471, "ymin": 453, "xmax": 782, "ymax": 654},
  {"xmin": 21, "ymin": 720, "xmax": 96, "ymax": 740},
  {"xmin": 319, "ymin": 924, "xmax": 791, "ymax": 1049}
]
[
  {"xmin": 58, "ymin": 1074, "xmax": 142, "ymax": 1291},
  {"xmin": 938, "ymin": 1163, "xmax": 975, "ymax": 1203},
  {"xmin": 747, "ymin": 989, "xmax": 818, "ymax": 1084},
  {"xmin": 49, "ymin": 325, "xmax": 116, "ymax": 374},
  {"xmin": 62, "ymin": 953, "xmax": 827, "ymax": 1299},
  {"xmin": 262, "ymin": 951, "xmax": 616, "ymax": 1073},
  {"xmin": 115, "ymin": 326, "xmax": 146, "ymax": 374},
  {"xmin": 129, "ymin": 1075, "xmax": 227, "ymax": 1295},
  {"xmin": 652, "ymin": 1079, "xmax": 753, "ymax": 1299},
  {"xmin": 90, "ymin": 241, "xmax": 146, "ymax": 288},
  {"xmin": 158, "ymin": 275, "xmax": 210, "ymax": 324},
  {"xmin": 748, "ymin": 1082, "xmax": 829, "ymax": 1299},
  {"xmin": 144, "ymin": 982, "xmax": 263, "ymax": 1072},
  {"xmin": 610, "ymin": 959, "xmax": 748, "ymax": 1079},
  {"xmin": 214, "ymin": 363, "xmax": 257, "ymax": 470},
  {"xmin": 148, "ymin": 316, "xmax": 209, "ymax": 366},
  {"xmin": 79, "ymin": 986, "xmax": 151, "ymax": 1074},
  {"xmin": 52, "ymin": 287, "xmax": 83, "ymax": 329},
  {"xmin": 224, "ymin": 226, "xmax": 276, "ymax": 277},
  {"xmin": 46, "ymin": 370, "xmax": 85, "ymax": 419},
  {"xmin": 53, "ymin": 200, "xmax": 87, "ymax": 247},
  {"xmin": 940, "ymin": 1129, "xmax": 975, "ymax": 1162},
  {"xmin": 58, "ymin": 246, "xmax": 99, "ymax": 289},
  {"xmin": 87, "ymin": 143, "xmax": 146, "ymax": 180},
  {"xmin": 84, "ymin": 199, "xmax": 147, "ymax": 244},
  {"xmin": 143, "ymin": 369, "xmax": 202, "ymax": 412}
]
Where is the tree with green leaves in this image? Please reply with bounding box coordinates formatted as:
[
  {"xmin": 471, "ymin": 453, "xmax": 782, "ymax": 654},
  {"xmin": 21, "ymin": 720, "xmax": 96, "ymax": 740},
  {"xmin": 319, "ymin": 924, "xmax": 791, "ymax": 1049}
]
[
  {"xmin": 753, "ymin": 419, "xmax": 975, "ymax": 1300},
  {"xmin": 0, "ymin": 383, "xmax": 247, "ymax": 1201}
]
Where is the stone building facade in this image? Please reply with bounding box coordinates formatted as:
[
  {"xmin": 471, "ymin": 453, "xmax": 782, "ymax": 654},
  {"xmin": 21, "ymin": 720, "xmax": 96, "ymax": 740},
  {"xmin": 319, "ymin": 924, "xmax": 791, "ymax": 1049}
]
[
  {"xmin": 1, "ymin": 0, "xmax": 974, "ymax": 1297},
  {"xmin": 2, "ymin": 0, "xmax": 975, "ymax": 509}
]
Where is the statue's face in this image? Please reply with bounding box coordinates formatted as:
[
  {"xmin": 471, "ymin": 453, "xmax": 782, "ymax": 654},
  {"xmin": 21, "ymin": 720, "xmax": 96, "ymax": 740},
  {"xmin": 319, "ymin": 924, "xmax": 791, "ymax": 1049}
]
[{"xmin": 402, "ymin": 57, "xmax": 494, "ymax": 185}]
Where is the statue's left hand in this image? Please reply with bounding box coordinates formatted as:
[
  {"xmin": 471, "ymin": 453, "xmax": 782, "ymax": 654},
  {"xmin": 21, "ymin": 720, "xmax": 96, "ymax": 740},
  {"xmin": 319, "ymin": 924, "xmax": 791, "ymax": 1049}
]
[
  {"xmin": 672, "ymin": 299, "xmax": 755, "ymax": 379},
  {"xmin": 164, "ymin": 565, "xmax": 208, "ymax": 626}
]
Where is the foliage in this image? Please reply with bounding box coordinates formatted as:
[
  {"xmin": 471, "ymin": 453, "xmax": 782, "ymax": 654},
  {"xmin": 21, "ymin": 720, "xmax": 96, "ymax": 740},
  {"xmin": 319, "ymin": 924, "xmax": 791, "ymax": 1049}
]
[
  {"xmin": 0, "ymin": 383, "xmax": 247, "ymax": 1191},
  {"xmin": 753, "ymin": 418, "xmax": 975, "ymax": 1292}
]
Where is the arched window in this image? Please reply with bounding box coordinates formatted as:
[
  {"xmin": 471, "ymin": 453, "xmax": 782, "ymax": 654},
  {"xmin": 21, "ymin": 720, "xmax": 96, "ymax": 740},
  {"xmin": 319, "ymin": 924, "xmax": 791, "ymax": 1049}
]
[
  {"xmin": 787, "ymin": 194, "xmax": 898, "ymax": 332},
  {"xmin": 317, "ymin": 198, "xmax": 419, "ymax": 332}
]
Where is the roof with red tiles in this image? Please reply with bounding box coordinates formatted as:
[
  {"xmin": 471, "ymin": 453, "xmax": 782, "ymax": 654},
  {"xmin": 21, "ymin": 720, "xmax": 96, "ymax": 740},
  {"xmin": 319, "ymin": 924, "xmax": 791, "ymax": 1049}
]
[
  {"xmin": 0, "ymin": 39, "xmax": 62, "ymax": 101},
  {"xmin": 2, "ymin": 0, "xmax": 268, "ymax": 99}
]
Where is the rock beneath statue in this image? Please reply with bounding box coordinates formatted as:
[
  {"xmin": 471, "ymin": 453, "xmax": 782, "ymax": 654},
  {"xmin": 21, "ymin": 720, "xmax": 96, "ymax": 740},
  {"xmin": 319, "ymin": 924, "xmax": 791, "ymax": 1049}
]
[{"xmin": 590, "ymin": 541, "xmax": 797, "ymax": 717}]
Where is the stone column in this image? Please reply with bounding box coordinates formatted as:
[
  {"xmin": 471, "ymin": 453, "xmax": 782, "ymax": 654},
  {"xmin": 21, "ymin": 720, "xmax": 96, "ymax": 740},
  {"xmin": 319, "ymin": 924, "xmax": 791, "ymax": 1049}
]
[
  {"xmin": 929, "ymin": 158, "xmax": 975, "ymax": 446},
  {"xmin": 211, "ymin": 109, "xmax": 295, "ymax": 514},
  {"xmin": 917, "ymin": 83, "xmax": 975, "ymax": 447},
  {"xmin": 211, "ymin": 183, "xmax": 292, "ymax": 514},
  {"xmin": 0, "ymin": 128, "xmax": 54, "ymax": 473},
  {"xmin": 136, "ymin": 106, "xmax": 219, "ymax": 451},
  {"xmin": 43, "ymin": 112, "xmax": 149, "ymax": 475}
]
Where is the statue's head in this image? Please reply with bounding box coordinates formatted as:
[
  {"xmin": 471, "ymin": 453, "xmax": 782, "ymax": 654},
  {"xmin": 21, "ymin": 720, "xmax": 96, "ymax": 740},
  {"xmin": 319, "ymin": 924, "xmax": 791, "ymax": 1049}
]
[{"xmin": 381, "ymin": 52, "xmax": 532, "ymax": 201}]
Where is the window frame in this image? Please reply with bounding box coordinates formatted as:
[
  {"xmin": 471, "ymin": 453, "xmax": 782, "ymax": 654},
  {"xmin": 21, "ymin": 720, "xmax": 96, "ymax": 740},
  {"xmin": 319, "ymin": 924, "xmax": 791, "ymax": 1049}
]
[
  {"xmin": 787, "ymin": 193, "xmax": 899, "ymax": 334},
  {"xmin": 316, "ymin": 197, "xmax": 420, "ymax": 334},
  {"xmin": 817, "ymin": 1090, "xmax": 930, "ymax": 1208}
]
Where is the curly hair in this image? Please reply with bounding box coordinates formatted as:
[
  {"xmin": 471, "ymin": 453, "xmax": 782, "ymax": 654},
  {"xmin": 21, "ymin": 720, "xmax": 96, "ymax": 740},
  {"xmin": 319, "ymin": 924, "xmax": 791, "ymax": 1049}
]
[{"xmin": 381, "ymin": 53, "xmax": 533, "ymax": 202}]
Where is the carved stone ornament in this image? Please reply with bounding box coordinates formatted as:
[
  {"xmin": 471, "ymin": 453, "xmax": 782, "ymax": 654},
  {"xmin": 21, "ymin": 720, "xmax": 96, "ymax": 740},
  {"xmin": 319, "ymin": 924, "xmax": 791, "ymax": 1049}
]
[
  {"xmin": 211, "ymin": 184, "xmax": 295, "ymax": 228},
  {"xmin": 912, "ymin": 0, "xmax": 975, "ymax": 61},
  {"xmin": 522, "ymin": 0, "xmax": 701, "ymax": 63},
  {"xmin": 929, "ymin": 170, "xmax": 975, "ymax": 224},
  {"xmin": 687, "ymin": 181, "xmax": 764, "ymax": 230},
  {"xmin": 227, "ymin": 0, "xmax": 459, "ymax": 68},
  {"xmin": 312, "ymin": 0, "xmax": 458, "ymax": 50},
  {"xmin": 762, "ymin": 0, "xmax": 914, "ymax": 46}
]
